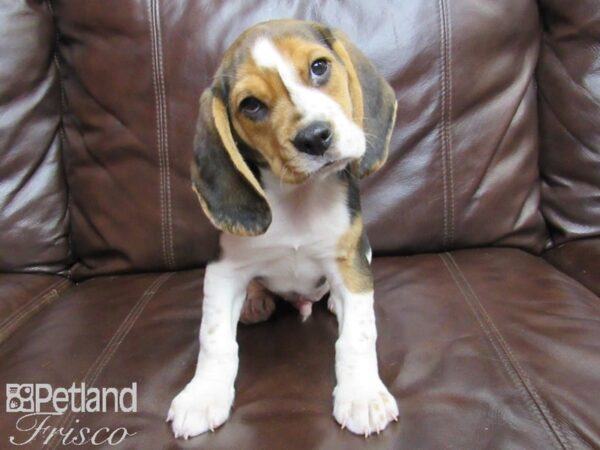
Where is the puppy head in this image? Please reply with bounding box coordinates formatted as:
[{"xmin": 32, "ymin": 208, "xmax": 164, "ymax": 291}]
[{"xmin": 192, "ymin": 19, "xmax": 397, "ymax": 236}]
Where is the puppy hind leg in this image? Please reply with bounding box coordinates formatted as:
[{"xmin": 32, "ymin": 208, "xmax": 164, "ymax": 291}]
[{"xmin": 240, "ymin": 279, "xmax": 277, "ymax": 325}]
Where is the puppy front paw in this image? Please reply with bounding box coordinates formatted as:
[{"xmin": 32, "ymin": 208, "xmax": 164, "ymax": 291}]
[
  {"xmin": 333, "ymin": 378, "xmax": 398, "ymax": 437},
  {"xmin": 167, "ymin": 381, "xmax": 234, "ymax": 439}
]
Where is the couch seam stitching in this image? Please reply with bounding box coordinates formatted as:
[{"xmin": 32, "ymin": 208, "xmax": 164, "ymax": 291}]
[
  {"xmin": 447, "ymin": 253, "xmax": 576, "ymax": 448},
  {"xmin": 86, "ymin": 273, "xmax": 173, "ymax": 387},
  {"xmin": 437, "ymin": 0, "xmax": 455, "ymax": 248},
  {"xmin": 439, "ymin": 254, "xmax": 561, "ymax": 449},
  {"xmin": 441, "ymin": 253, "xmax": 571, "ymax": 450},
  {"xmin": 148, "ymin": 0, "xmax": 175, "ymax": 269},
  {"xmin": 147, "ymin": 0, "xmax": 169, "ymax": 270},
  {"xmin": 0, "ymin": 279, "xmax": 64, "ymax": 330},
  {"xmin": 445, "ymin": 1, "xmax": 455, "ymax": 245},
  {"xmin": 440, "ymin": 256, "xmax": 545, "ymax": 440},
  {"xmin": 437, "ymin": 0, "xmax": 449, "ymax": 248},
  {"xmin": 44, "ymin": 272, "xmax": 173, "ymax": 450},
  {"xmin": 0, "ymin": 279, "xmax": 70, "ymax": 343},
  {"xmin": 153, "ymin": 0, "xmax": 175, "ymax": 269}
]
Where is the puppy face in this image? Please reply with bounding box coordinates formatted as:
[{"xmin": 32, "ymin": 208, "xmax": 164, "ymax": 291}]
[
  {"xmin": 230, "ymin": 35, "xmax": 364, "ymax": 183},
  {"xmin": 192, "ymin": 20, "xmax": 397, "ymax": 236}
]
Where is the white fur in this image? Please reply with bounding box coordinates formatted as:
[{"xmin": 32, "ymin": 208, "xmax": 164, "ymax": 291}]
[
  {"xmin": 251, "ymin": 38, "xmax": 366, "ymax": 174},
  {"xmin": 326, "ymin": 285, "xmax": 398, "ymax": 435},
  {"xmin": 168, "ymin": 170, "xmax": 397, "ymax": 438},
  {"xmin": 219, "ymin": 170, "xmax": 350, "ymax": 294}
]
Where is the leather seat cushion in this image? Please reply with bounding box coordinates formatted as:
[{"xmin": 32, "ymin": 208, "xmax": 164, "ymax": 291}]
[
  {"xmin": 0, "ymin": 274, "xmax": 70, "ymax": 345},
  {"xmin": 1, "ymin": 249, "xmax": 598, "ymax": 449}
]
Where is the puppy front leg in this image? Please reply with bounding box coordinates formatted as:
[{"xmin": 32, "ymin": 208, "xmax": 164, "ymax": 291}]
[
  {"xmin": 168, "ymin": 261, "xmax": 248, "ymax": 439},
  {"xmin": 328, "ymin": 265, "xmax": 398, "ymax": 436}
]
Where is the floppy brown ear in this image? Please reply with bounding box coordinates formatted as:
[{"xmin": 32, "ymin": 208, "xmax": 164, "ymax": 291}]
[
  {"xmin": 327, "ymin": 29, "xmax": 398, "ymax": 179},
  {"xmin": 191, "ymin": 88, "xmax": 271, "ymax": 236}
]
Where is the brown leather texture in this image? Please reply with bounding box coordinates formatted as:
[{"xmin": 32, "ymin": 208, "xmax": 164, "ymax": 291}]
[
  {"xmin": 0, "ymin": 0, "xmax": 71, "ymax": 272},
  {"xmin": 538, "ymin": 0, "xmax": 600, "ymax": 246},
  {"xmin": 0, "ymin": 274, "xmax": 70, "ymax": 344},
  {"xmin": 52, "ymin": 0, "xmax": 549, "ymax": 277},
  {"xmin": 1, "ymin": 249, "xmax": 599, "ymax": 449},
  {"xmin": 1, "ymin": 0, "xmax": 599, "ymax": 449},
  {"xmin": 545, "ymin": 238, "xmax": 600, "ymax": 296}
]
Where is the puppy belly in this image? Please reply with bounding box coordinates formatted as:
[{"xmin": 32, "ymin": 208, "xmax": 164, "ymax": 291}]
[
  {"xmin": 258, "ymin": 257, "xmax": 330, "ymax": 319},
  {"xmin": 260, "ymin": 252, "xmax": 324, "ymax": 293}
]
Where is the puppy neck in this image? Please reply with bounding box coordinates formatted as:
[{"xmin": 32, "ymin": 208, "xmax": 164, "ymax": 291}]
[{"xmin": 259, "ymin": 168, "xmax": 339, "ymax": 202}]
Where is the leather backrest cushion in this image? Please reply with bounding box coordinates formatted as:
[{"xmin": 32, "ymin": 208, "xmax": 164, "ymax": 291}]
[
  {"xmin": 52, "ymin": 0, "xmax": 549, "ymax": 277},
  {"xmin": 0, "ymin": 0, "xmax": 71, "ymax": 273},
  {"xmin": 537, "ymin": 0, "xmax": 600, "ymax": 245}
]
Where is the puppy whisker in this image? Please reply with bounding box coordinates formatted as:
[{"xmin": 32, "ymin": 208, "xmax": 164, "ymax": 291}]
[{"xmin": 362, "ymin": 132, "xmax": 380, "ymax": 147}]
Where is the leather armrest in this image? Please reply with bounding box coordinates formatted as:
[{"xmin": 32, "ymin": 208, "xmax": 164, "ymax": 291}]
[{"xmin": 544, "ymin": 238, "xmax": 600, "ymax": 296}]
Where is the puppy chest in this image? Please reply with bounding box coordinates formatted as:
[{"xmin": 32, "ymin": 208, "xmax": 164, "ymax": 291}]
[{"xmin": 220, "ymin": 171, "xmax": 353, "ymax": 296}]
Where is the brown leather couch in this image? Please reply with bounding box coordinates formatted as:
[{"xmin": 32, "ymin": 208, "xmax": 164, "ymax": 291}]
[{"xmin": 1, "ymin": 1, "xmax": 599, "ymax": 449}]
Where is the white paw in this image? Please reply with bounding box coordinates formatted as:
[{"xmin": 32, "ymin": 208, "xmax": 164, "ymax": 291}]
[
  {"xmin": 333, "ymin": 378, "xmax": 398, "ymax": 437},
  {"xmin": 167, "ymin": 381, "xmax": 234, "ymax": 439}
]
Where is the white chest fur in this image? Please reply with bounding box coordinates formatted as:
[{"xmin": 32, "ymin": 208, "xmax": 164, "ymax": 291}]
[{"xmin": 219, "ymin": 170, "xmax": 350, "ymax": 298}]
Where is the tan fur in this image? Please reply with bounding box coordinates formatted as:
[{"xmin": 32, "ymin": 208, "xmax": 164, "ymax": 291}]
[
  {"xmin": 240, "ymin": 280, "xmax": 277, "ymax": 324},
  {"xmin": 212, "ymin": 97, "xmax": 269, "ymax": 200},
  {"xmin": 336, "ymin": 216, "xmax": 373, "ymax": 293},
  {"xmin": 331, "ymin": 39, "xmax": 364, "ymax": 126},
  {"xmin": 229, "ymin": 36, "xmax": 355, "ymax": 184},
  {"xmin": 361, "ymin": 100, "xmax": 398, "ymax": 178}
]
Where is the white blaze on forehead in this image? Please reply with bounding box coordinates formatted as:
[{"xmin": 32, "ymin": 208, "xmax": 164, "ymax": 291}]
[
  {"xmin": 250, "ymin": 37, "xmax": 366, "ymax": 164},
  {"xmin": 251, "ymin": 37, "xmax": 303, "ymax": 99},
  {"xmin": 251, "ymin": 38, "xmax": 288, "ymax": 71}
]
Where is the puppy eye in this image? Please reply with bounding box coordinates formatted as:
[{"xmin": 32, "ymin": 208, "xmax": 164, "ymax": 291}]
[
  {"xmin": 310, "ymin": 58, "xmax": 330, "ymax": 85},
  {"xmin": 239, "ymin": 96, "xmax": 267, "ymax": 120}
]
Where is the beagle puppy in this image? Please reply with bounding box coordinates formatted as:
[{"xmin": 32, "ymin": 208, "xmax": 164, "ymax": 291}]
[{"xmin": 167, "ymin": 19, "xmax": 398, "ymax": 438}]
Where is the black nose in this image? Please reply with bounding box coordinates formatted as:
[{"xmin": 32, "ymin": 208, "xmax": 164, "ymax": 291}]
[{"xmin": 292, "ymin": 121, "xmax": 333, "ymax": 156}]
